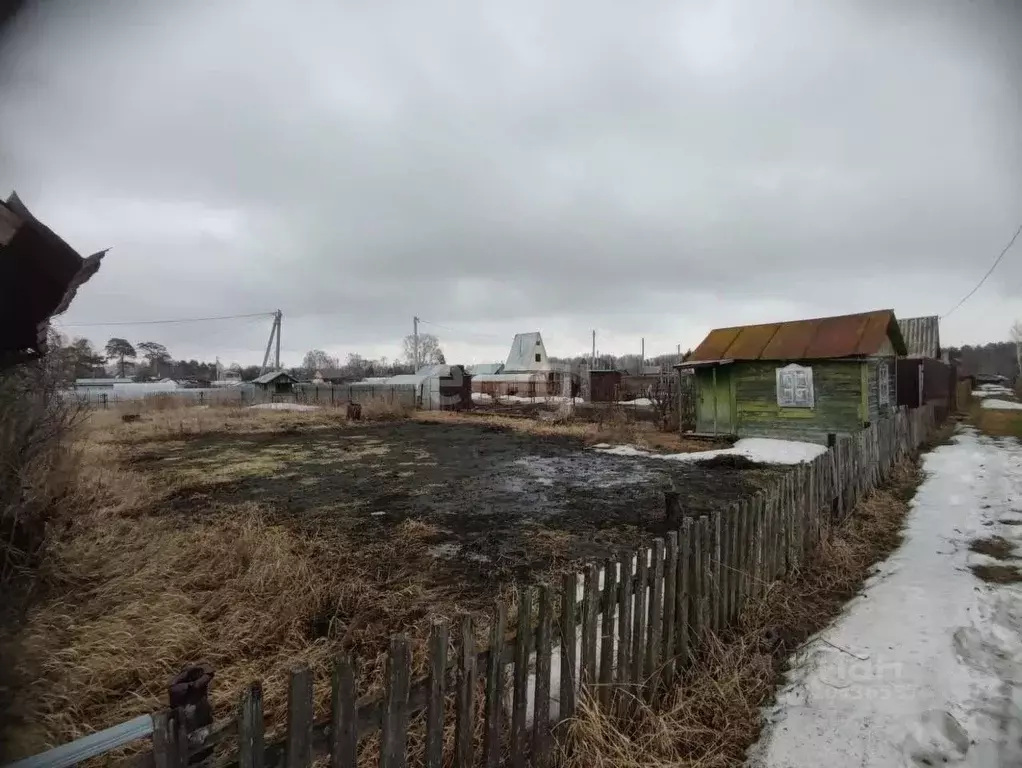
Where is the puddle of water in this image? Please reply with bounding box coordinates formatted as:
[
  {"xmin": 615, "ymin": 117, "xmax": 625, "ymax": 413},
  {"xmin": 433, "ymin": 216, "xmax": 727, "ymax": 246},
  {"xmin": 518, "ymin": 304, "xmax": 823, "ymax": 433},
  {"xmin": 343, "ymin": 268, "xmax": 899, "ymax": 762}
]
[{"xmin": 513, "ymin": 455, "xmax": 658, "ymax": 489}]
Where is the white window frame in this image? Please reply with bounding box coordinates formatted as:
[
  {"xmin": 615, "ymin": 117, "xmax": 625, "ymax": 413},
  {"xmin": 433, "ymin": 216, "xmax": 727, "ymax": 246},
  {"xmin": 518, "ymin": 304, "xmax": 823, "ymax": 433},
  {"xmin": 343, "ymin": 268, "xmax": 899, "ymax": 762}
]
[
  {"xmin": 878, "ymin": 361, "xmax": 890, "ymax": 406},
  {"xmin": 776, "ymin": 364, "xmax": 814, "ymax": 408}
]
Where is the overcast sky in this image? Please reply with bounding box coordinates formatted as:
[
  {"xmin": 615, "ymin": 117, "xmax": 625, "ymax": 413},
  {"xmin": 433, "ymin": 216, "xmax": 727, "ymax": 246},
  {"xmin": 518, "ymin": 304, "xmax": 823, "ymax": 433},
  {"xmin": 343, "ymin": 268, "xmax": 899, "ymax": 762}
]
[{"xmin": 2, "ymin": 0, "xmax": 1020, "ymax": 367}]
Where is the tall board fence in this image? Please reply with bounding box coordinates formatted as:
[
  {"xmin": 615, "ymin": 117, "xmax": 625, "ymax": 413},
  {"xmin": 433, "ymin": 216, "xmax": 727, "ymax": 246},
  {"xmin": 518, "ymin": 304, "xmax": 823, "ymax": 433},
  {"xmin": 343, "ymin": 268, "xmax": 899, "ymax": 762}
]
[{"xmin": 8, "ymin": 405, "xmax": 938, "ymax": 768}]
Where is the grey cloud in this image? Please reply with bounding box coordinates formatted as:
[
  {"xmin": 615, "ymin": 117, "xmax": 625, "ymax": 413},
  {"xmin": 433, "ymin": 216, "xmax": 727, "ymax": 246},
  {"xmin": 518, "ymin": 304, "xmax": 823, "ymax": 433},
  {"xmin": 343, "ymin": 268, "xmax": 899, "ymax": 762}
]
[{"xmin": 2, "ymin": 0, "xmax": 1021, "ymax": 364}]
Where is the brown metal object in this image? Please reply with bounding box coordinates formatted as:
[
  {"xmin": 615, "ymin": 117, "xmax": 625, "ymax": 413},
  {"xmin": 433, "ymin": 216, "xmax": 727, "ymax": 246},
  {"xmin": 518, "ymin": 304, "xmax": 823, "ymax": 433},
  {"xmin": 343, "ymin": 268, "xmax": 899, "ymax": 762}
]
[{"xmin": 347, "ymin": 402, "xmax": 363, "ymax": 420}]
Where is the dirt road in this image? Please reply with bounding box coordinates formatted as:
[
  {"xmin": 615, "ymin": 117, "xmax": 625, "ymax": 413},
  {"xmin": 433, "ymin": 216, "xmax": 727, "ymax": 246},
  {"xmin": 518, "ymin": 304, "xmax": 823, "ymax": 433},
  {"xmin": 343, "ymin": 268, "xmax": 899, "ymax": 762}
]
[{"xmin": 748, "ymin": 428, "xmax": 1022, "ymax": 767}]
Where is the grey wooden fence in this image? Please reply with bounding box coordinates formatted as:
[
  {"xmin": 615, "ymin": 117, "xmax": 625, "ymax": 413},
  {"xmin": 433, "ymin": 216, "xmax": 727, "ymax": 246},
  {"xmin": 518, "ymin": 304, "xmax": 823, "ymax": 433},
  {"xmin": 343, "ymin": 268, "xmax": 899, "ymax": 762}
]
[{"xmin": 7, "ymin": 405, "xmax": 938, "ymax": 768}]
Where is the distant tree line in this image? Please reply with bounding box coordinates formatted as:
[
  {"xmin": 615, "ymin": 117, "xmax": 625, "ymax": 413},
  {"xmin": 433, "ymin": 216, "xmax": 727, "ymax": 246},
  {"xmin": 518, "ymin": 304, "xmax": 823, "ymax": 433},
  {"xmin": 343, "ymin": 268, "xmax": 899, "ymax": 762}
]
[{"xmin": 945, "ymin": 340, "xmax": 1018, "ymax": 381}]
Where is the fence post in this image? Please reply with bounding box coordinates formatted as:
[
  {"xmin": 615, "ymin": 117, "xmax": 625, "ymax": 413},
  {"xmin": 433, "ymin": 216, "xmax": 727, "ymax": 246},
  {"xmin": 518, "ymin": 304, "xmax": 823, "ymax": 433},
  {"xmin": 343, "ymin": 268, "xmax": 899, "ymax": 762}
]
[
  {"xmin": 558, "ymin": 575, "xmax": 576, "ymax": 723},
  {"xmin": 238, "ymin": 683, "xmax": 264, "ymax": 768},
  {"xmin": 454, "ymin": 616, "xmax": 476, "ymax": 768},
  {"xmin": 167, "ymin": 664, "xmax": 214, "ymax": 765},
  {"xmin": 827, "ymin": 433, "xmax": 840, "ymax": 521},
  {"xmin": 645, "ymin": 539, "xmax": 664, "ymax": 695},
  {"xmin": 380, "ymin": 636, "xmax": 411, "ymax": 768},
  {"xmin": 483, "ymin": 602, "xmax": 507, "ymax": 768},
  {"xmin": 598, "ymin": 560, "xmax": 617, "ymax": 709},
  {"xmin": 662, "ymin": 532, "xmax": 678, "ymax": 687},
  {"xmin": 631, "ymin": 548, "xmax": 649, "ymax": 683},
  {"xmin": 581, "ymin": 565, "xmax": 599, "ymax": 691},
  {"xmin": 677, "ymin": 519, "xmax": 692, "ymax": 668},
  {"xmin": 330, "ymin": 657, "xmax": 357, "ymax": 768},
  {"xmin": 101, "ymin": 393, "xmax": 108, "ymax": 409},
  {"xmin": 513, "ymin": 589, "xmax": 534, "ymax": 768},
  {"xmin": 286, "ymin": 666, "xmax": 313, "ymax": 768},
  {"xmin": 533, "ymin": 584, "xmax": 554, "ymax": 767}
]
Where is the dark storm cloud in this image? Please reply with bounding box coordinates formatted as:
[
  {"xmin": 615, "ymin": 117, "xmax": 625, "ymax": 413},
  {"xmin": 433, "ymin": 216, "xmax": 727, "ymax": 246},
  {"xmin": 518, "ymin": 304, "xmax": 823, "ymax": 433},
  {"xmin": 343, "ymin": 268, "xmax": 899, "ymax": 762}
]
[{"xmin": 1, "ymin": 0, "xmax": 1020, "ymax": 363}]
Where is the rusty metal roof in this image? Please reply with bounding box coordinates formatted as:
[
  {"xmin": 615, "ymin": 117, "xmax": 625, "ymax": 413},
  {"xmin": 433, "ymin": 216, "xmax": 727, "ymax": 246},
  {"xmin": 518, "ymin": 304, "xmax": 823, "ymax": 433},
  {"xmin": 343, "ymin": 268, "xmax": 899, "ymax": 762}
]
[
  {"xmin": 897, "ymin": 316, "xmax": 940, "ymax": 358},
  {"xmin": 689, "ymin": 310, "xmax": 907, "ymax": 363}
]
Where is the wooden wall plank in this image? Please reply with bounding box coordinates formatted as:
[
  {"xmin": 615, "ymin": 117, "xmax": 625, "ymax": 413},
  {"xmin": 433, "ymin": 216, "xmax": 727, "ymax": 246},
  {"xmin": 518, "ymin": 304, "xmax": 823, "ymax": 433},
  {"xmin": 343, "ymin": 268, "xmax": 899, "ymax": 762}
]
[
  {"xmin": 512, "ymin": 590, "xmax": 533, "ymax": 768},
  {"xmin": 380, "ymin": 636, "xmax": 411, "ymax": 768},
  {"xmin": 330, "ymin": 657, "xmax": 357, "ymax": 768},
  {"xmin": 483, "ymin": 603, "xmax": 507, "ymax": 768},
  {"xmin": 631, "ymin": 547, "xmax": 649, "ymax": 684},
  {"xmin": 424, "ymin": 622, "xmax": 447, "ymax": 768},
  {"xmin": 533, "ymin": 585, "xmax": 554, "ymax": 767},
  {"xmin": 285, "ymin": 666, "xmax": 314, "ymax": 768},
  {"xmin": 454, "ymin": 616, "xmax": 476, "ymax": 768},
  {"xmin": 559, "ymin": 574, "xmax": 577, "ymax": 723},
  {"xmin": 645, "ymin": 539, "xmax": 665, "ymax": 693},
  {"xmin": 238, "ymin": 684, "xmax": 265, "ymax": 768},
  {"xmin": 662, "ymin": 532, "xmax": 678, "ymax": 687},
  {"xmin": 581, "ymin": 565, "xmax": 599, "ymax": 692},
  {"xmin": 598, "ymin": 560, "xmax": 617, "ymax": 709}
]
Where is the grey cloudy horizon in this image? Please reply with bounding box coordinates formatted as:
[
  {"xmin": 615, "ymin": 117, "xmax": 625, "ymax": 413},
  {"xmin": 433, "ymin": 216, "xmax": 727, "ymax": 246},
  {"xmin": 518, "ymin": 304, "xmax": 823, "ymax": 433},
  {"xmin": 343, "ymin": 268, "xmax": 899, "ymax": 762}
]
[{"xmin": 2, "ymin": 0, "xmax": 1020, "ymax": 368}]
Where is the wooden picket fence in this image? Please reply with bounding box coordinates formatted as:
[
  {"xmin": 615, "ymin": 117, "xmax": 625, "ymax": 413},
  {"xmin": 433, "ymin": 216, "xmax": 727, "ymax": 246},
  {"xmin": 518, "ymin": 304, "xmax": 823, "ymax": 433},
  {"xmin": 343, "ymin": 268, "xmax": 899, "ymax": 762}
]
[{"xmin": 11, "ymin": 406, "xmax": 938, "ymax": 768}]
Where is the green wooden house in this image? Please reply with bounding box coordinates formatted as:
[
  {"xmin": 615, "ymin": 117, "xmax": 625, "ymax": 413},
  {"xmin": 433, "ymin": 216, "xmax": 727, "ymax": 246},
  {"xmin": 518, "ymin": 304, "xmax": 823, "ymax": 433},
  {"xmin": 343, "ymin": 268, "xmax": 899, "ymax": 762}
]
[{"xmin": 676, "ymin": 310, "xmax": 907, "ymax": 442}]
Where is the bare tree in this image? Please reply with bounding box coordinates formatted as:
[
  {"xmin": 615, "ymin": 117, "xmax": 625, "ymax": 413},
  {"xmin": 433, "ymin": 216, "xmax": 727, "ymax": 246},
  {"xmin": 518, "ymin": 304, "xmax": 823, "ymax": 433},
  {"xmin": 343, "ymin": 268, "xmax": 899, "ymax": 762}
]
[
  {"xmin": 402, "ymin": 333, "xmax": 445, "ymax": 367},
  {"xmin": 647, "ymin": 374, "xmax": 680, "ymax": 431}
]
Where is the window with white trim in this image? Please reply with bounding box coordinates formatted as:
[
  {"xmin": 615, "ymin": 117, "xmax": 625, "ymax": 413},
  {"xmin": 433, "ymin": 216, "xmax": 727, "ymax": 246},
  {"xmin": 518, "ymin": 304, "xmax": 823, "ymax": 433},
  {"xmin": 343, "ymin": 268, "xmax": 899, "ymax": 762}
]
[
  {"xmin": 776, "ymin": 364, "xmax": 814, "ymax": 408},
  {"xmin": 878, "ymin": 361, "xmax": 890, "ymax": 405}
]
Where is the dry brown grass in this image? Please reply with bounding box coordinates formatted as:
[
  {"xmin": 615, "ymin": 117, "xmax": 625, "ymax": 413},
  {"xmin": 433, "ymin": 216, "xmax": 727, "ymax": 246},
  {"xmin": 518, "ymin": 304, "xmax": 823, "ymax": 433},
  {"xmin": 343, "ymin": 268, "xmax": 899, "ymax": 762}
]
[
  {"xmin": 417, "ymin": 410, "xmax": 726, "ymax": 454},
  {"xmin": 970, "ymin": 563, "xmax": 1022, "ymax": 584},
  {"xmin": 0, "ymin": 409, "xmax": 511, "ymax": 762},
  {"xmin": 969, "ymin": 401, "xmax": 1022, "ymax": 438},
  {"xmin": 969, "ymin": 535, "xmax": 1017, "ymax": 561},
  {"xmin": 559, "ymin": 461, "xmax": 922, "ymax": 768}
]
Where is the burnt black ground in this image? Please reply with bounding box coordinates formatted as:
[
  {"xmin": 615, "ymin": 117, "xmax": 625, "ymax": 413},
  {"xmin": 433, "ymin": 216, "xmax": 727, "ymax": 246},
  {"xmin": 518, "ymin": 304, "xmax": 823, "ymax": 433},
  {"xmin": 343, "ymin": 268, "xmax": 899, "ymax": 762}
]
[{"xmin": 143, "ymin": 420, "xmax": 781, "ymax": 586}]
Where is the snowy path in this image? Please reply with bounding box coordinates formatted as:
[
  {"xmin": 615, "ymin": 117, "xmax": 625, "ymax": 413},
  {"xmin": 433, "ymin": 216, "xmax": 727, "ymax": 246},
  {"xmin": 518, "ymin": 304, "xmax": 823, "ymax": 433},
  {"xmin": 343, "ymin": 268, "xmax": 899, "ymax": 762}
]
[{"xmin": 748, "ymin": 428, "xmax": 1022, "ymax": 768}]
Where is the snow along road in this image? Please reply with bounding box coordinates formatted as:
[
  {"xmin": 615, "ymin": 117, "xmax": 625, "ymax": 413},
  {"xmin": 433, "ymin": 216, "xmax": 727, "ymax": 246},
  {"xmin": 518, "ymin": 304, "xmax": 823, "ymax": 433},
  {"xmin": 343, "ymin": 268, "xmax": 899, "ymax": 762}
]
[{"xmin": 748, "ymin": 428, "xmax": 1022, "ymax": 768}]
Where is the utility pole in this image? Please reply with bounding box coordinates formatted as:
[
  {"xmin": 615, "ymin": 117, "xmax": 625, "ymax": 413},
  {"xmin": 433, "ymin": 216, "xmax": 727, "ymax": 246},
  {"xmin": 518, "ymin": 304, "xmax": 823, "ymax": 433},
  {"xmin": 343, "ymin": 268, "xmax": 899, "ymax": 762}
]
[
  {"xmin": 274, "ymin": 309, "xmax": 282, "ymax": 370},
  {"xmin": 641, "ymin": 337, "xmax": 645, "ymax": 374},
  {"xmin": 591, "ymin": 329, "xmax": 596, "ymax": 370},
  {"xmin": 259, "ymin": 311, "xmax": 283, "ymax": 375},
  {"xmin": 413, "ymin": 316, "xmax": 420, "ymax": 371}
]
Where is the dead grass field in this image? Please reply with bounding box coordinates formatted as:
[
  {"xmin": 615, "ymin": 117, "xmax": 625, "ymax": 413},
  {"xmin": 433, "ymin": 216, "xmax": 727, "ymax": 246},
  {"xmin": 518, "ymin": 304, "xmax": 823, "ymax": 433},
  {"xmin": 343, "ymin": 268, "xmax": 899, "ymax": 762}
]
[{"xmin": 0, "ymin": 403, "xmax": 774, "ymax": 761}]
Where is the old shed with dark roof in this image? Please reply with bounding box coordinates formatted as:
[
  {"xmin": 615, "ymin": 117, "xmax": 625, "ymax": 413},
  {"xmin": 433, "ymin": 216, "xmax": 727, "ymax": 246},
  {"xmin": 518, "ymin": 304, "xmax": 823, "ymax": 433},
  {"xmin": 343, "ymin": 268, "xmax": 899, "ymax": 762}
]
[{"xmin": 678, "ymin": 310, "xmax": 906, "ymax": 442}]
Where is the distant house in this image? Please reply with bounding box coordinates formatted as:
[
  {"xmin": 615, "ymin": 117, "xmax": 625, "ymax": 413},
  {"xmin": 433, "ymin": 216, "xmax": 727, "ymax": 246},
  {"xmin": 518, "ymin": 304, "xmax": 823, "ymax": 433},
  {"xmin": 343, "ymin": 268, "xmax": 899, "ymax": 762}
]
[
  {"xmin": 676, "ymin": 309, "xmax": 907, "ymax": 442},
  {"xmin": 504, "ymin": 332, "xmax": 553, "ymax": 372},
  {"xmin": 472, "ymin": 332, "xmax": 576, "ymax": 397},
  {"xmin": 252, "ymin": 370, "xmax": 297, "ymax": 395}
]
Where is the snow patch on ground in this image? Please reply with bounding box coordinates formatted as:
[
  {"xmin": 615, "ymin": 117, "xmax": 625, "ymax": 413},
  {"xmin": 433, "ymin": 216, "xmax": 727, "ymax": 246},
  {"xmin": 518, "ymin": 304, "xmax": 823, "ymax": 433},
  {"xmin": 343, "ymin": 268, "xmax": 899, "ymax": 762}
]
[
  {"xmin": 748, "ymin": 428, "xmax": 1022, "ymax": 768},
  {"xmin": 973, "ymin": 388, "xmax": 1014, "ymax": 398},
  {"xmin": 593, "ymin": 437, "xmax": 827, "ymax": 465},
  {"xmin": 981, "ymin": 398, "xmax": 1022, "ymax": 410},
  {"xmin": 470, "ymin": 392, "xmax": 581, "ymax": 405},
  {"xmin": 248, "ymin": 402, "xmax": 322, "ymax": 412}
]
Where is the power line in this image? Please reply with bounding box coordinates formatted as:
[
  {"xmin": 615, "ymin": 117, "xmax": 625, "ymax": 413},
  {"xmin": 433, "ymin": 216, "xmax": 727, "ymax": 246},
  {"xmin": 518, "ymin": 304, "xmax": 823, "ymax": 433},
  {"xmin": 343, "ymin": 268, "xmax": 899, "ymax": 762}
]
[
  {"xmin": 416, "ymin": 317, "xmax": 508, "ymax": 342},
  {"xmin": 942, "ymin": 223, "xmax": 1022, "ymax": 320},
  {"xmin": 60, "ymin": 311, "xmax": 277, "ymax": 328}
]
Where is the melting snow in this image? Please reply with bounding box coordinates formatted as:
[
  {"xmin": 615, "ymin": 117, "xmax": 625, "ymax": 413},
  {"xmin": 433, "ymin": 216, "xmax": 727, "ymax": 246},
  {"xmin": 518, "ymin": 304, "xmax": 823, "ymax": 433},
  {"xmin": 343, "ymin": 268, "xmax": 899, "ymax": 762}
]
[
  {"xmin": 748, "ymin": 428, "xmax": 1022, "ymax": 768},
  {"xmin": 594, "ymin": 437, "xmax": 826, "ymax": 465},
  {"xmin": 981, "ymin": 398, "xmax": 1022, "ymax": 410},
  {"xmin": 248, "ymin": 402, "xmax": 321, "ymax": 411}
]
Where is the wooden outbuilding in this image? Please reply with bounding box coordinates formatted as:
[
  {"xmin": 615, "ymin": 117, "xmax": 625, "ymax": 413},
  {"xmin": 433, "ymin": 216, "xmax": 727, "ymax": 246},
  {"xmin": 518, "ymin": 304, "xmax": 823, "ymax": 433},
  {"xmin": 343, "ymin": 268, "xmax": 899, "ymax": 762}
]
[{"xmin": 676, "ymin": 309, "xmax": 907, "ymax": 442}]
